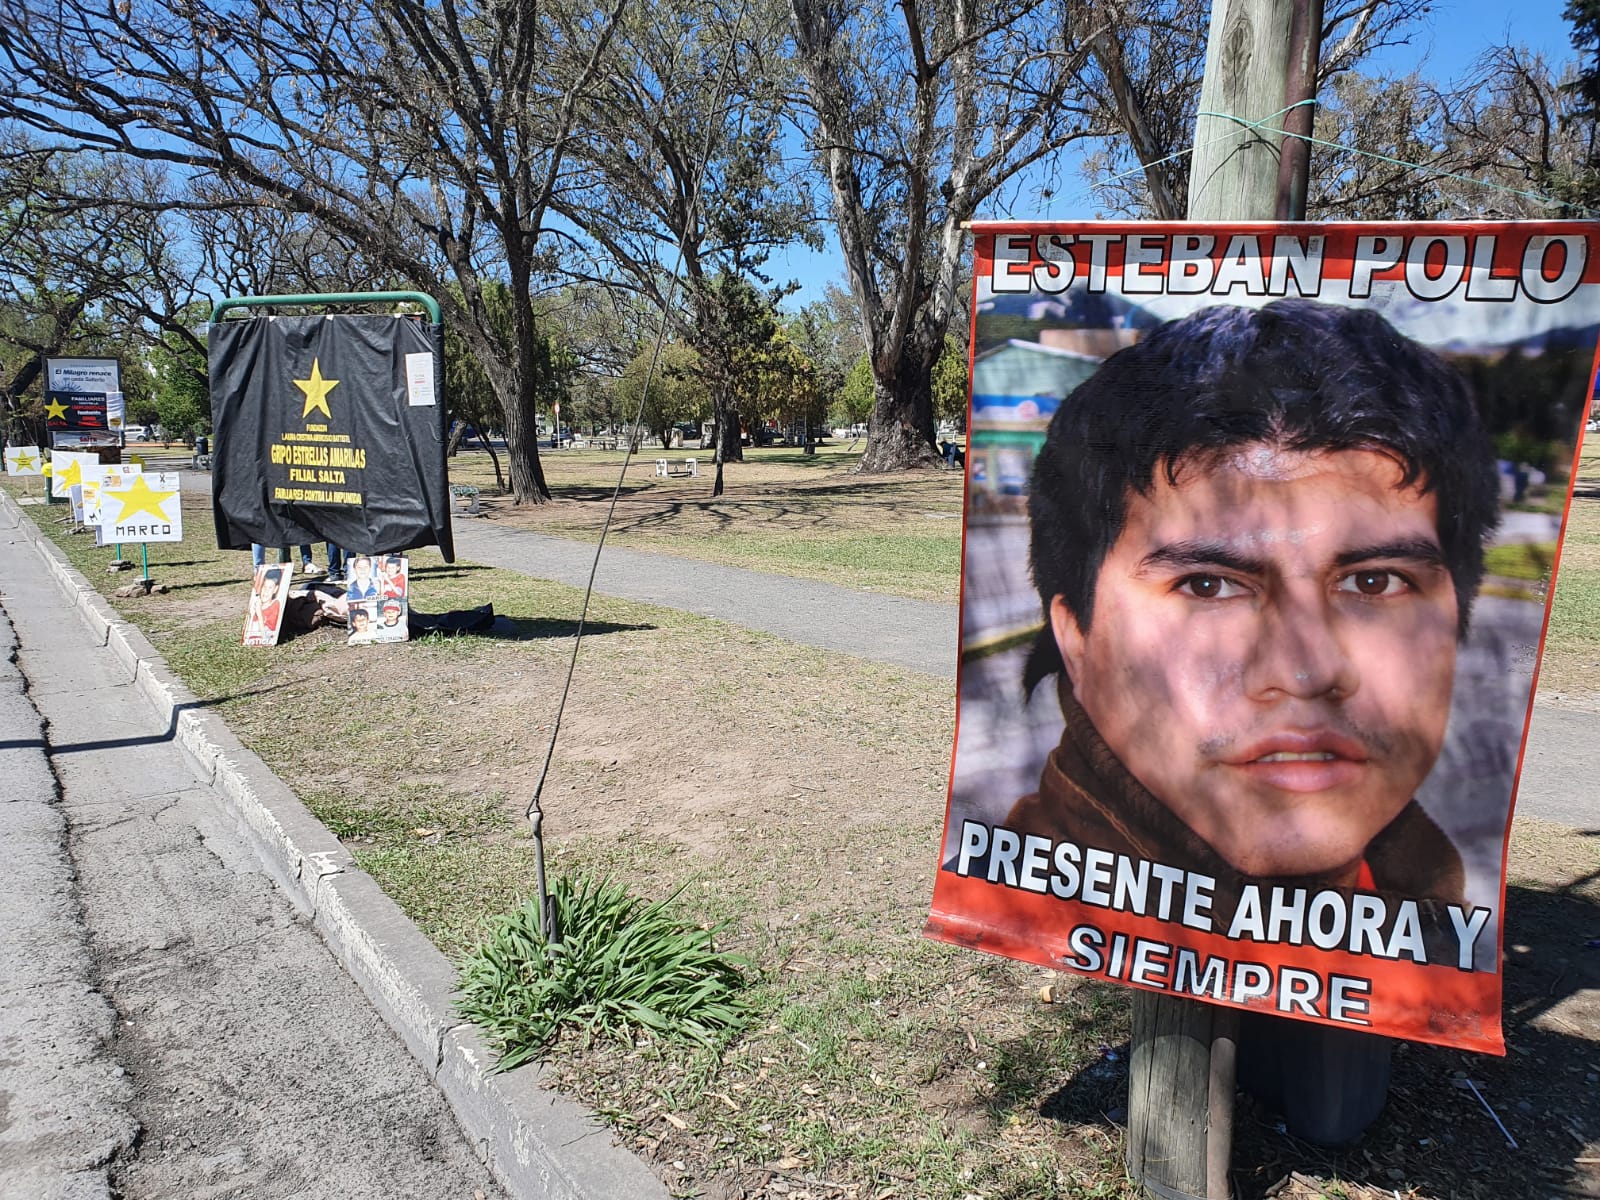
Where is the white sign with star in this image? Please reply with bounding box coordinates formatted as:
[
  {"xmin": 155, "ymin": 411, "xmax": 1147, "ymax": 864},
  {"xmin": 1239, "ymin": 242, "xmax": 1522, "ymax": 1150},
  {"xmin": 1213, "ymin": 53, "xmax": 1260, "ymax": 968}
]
[
  {"xmin": 99, "ymin": 471, "xmax": 183, "ymax": 543},
  {"xmin": 4, "ymin": 446, "xmax": 43, "ymax": 476}
]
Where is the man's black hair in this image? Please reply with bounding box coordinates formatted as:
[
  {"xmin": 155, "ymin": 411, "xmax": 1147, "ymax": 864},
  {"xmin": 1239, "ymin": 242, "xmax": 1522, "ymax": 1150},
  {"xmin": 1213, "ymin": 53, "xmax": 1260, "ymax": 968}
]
[
  {"xmin": 260, "ymin": 567, "xmax": 284, "ymax": 589},
  {"xmin": 1025, "ymin": 299, "xmax": 1500, "ymax": 693}
]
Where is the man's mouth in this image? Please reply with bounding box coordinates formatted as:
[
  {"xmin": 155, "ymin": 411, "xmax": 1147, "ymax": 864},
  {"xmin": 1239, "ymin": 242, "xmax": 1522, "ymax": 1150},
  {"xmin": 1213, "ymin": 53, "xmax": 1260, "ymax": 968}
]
[{"xmin": 1223, "ymin": 732, "xmax": 1369, "ymax": 793}]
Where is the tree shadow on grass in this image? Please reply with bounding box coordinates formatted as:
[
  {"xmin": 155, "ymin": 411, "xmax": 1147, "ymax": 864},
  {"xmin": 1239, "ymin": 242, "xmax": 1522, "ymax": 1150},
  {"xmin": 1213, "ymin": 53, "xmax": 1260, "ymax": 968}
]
[
  {"xmin": 163, "ymin": 577, "xmax": 249, "ymax": 592},
  {"xmin": 456, "ymin": 615, "xmax": 654, "ymax": 641},
  {"xmin": 411, "ymin": 562, "xmax": 491, "ymax": 579}
]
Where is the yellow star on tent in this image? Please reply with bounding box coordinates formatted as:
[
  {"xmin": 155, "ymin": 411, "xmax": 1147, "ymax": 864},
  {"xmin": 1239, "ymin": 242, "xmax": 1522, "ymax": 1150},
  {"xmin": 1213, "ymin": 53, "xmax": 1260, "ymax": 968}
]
[
  {"xmin": 43, "ymin": 397, "xmax": 70, "ymax": 421},
  {"xmin": 11, "ymin": 449, "xmax": 39, "ymax": 472},
  {"xmin": 102, "ymin": 473, "xmax": 177, "ymax": 524},
  {"xmin": 54, "ymin": 457, "xmax": 84, "ymax": 488},
  {"xmin": 294, "ymin": 358, "xmax": 339, "ymax": 420}
]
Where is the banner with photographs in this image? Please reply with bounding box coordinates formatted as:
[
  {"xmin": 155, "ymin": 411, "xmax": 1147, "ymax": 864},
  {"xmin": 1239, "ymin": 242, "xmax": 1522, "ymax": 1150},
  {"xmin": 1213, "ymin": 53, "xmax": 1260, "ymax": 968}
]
[
  {"xmin": 926, "ymin": 222, "xmax": 1600, "ymax": 1054},
  {"xmin": 209, "ymin": 314, "xmax": 454, "ymax": 560},
  {"xmin": 344, "ymin": 553, "xmax": 409, "ymax": 645}
]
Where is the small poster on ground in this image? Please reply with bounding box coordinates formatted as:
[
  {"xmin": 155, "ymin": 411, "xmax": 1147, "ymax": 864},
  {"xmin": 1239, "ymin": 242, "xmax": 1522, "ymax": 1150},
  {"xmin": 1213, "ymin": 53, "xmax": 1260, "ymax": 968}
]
[
  {"xmin": 4, "ymin": 446, "xmax": 43, "ymax": 476},
  {"xmin": 243, "ymin": 561, "xmax": 295, "ymax": 647},
  {"xmin": 347, "ymin": 553, "xmax": 409, "ymax": 644},
  {"xmin": 99, "ymin": 472, "xmax": 181, "ymax": 544}
]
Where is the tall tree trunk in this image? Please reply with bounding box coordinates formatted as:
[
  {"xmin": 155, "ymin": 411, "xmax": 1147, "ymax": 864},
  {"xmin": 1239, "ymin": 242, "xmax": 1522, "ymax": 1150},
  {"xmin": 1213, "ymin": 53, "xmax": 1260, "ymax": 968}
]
[
  {"xmin": 859, "ymin": 359, "xmax": 940, "ymax": 472},
  {"xmin": 447, "ymin": 420, "xmax": 468, "ymax": 457},
  {"xmin": 710, "ymin": 387, "xmax": 742, "ymax": 498},
  {"xmin": 477, "ymin": 429, "xmax": 506, "ymax": 491},
  {"xmin": 501, "ymin": 383, "xmax": 552, "ymax": 503}
]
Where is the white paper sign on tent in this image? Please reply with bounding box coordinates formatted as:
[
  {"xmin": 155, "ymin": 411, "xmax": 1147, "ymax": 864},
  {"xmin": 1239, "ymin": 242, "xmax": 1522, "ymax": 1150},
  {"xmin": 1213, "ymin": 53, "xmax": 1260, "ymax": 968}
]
[
  {"xmin": 4, "ymin": 446, "xmax": 44, "ymax": 476},
  {"xmin": 98, "ymin": 471, "xmax": 182, "ymax": 543}
]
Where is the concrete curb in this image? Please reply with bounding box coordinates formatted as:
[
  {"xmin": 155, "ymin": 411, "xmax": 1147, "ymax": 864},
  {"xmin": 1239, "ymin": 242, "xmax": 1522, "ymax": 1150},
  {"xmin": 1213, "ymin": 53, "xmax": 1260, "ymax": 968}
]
[{"xmin": 0, "ymin": 490, "xmax": 669, "ymax": 1200}]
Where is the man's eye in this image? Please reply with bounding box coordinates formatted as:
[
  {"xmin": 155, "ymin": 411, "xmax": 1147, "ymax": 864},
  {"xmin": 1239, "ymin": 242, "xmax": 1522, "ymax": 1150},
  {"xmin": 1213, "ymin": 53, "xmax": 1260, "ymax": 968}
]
[
  {"xmin": 1337, "ymin": 569, "xmax": 1410, "ymax": 596},
  {"xmin": 1177, "ymin": 574, "xmax": 1245, "ymax": 599}
]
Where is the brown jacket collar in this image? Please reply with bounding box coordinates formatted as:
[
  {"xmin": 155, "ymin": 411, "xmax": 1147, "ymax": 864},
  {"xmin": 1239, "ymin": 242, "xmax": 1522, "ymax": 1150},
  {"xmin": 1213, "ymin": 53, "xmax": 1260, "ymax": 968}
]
[{"xmin": 1005, "ymin": 677, "xmax": 1466, "ymax": 917}]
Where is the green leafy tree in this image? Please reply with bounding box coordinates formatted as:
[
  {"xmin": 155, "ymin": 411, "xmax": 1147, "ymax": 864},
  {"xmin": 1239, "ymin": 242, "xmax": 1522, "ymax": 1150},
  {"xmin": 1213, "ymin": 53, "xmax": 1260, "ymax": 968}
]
[
  {"xmin": 559, "ymin": 0, "xmax": 814, "ymax": 495},
  {"xmin": 614, "ymin": 344, "xmax": 709, "ymax": 448},
  {"xmin": 443, "ymin": 282, "xmax": 576, "ymax": 490},
  {"xmin": 149, "ymin": 331, "xmax": 210, "ymax": 445},
  {"xmin": 930, "ymin": 335, "xmax": 969, "ymax": 427},
  {"xmin": 834, "ymin": 353, "xmax": 876, "ymax": 430}
]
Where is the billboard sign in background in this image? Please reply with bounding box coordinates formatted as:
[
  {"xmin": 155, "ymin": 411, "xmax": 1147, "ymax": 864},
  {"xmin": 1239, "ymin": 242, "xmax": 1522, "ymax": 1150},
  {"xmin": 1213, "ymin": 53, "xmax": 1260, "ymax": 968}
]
[
  {"xmin": 927, "ymin": 222, "xmax": 1600, "ymax": 1053},
  {"xmin": 45, "ymin": 357, "xmax": 120, "ymax": 396}
]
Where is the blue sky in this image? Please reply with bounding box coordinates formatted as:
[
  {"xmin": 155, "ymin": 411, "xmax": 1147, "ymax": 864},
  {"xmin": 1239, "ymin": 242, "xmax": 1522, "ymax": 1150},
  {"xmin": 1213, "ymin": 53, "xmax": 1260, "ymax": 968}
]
[{"xmin": 769, "ymin": 1, "xmax": 1582, "ymax": 309}]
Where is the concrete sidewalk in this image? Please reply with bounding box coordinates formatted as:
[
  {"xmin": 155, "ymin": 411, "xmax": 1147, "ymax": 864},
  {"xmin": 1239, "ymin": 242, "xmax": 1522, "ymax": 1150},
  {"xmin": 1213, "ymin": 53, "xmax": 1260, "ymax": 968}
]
[{"xmin": 0, "ymin": 494, "xmax": 670, "ymax": 1200}]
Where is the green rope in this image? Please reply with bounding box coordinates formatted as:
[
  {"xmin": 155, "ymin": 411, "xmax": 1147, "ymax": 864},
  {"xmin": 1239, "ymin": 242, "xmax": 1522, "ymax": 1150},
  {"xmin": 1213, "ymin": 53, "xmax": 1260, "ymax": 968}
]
[{"xmin": 1087, "ymin": 97, "xmax": 1595, "ymax": 218}]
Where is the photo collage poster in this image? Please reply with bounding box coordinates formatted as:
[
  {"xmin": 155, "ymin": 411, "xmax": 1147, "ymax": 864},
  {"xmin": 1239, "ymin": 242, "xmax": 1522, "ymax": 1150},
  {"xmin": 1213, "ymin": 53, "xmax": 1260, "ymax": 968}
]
[{"xmin": 343, "ymin": 553, "xmax": 409, "ymax": 645}]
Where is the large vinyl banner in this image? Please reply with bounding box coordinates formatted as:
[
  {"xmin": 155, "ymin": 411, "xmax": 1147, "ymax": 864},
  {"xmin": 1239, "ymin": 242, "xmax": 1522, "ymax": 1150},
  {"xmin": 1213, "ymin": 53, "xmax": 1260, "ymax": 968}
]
[
  {"xmin": 926, "ymin": 222, "xmax": 1600, "ymax": 1054},
  {"xmin": 209, "ymin": 314, "xmax": 454, "ymax": 559}
]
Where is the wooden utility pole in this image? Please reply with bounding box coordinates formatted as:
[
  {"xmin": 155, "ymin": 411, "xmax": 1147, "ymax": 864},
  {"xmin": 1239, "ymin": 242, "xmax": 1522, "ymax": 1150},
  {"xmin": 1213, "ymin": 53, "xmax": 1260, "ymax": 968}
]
[
  {"xmin": 1275, "ymin": 0, "xmax": 1327, "ymax": 219},
  {"xmin": 1187, "ymin": 0, "xmax": 1297, "ymax": 220},
  {"xmin": 1121, "ymin": 1, "xmax": 1391, "ymax": 1197}
]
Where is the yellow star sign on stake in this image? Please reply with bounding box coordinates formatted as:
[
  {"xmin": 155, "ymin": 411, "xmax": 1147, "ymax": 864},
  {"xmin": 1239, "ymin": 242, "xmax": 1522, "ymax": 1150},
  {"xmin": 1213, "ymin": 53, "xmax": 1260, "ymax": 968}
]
[
  {"xmin": 294, "ymin": 358, "xmax": 339, "ymax": 420},
  {"xmin": 101, "ymin": 473, "xmax": 179, "ymax": 525},
  {"xmin": 54, "ymin": 456, "xmax": 84, "ymax": 489},
  {"xmin": 43, "ymin": 397, "xmax": 70, "ymax": 421},
  {"xmin": 9, "ymin": 449, "xmax": 39, "ymax": 473}
]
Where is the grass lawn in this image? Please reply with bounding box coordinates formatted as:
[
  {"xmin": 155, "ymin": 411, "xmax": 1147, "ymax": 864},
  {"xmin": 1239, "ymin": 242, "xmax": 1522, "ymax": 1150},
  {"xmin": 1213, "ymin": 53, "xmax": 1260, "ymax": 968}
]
[
  {"xmin": 1537, "ymin": 437, "xmax": 1600, "ymax": 698},
  {"xmin": 3, "ymin": 477, "xmax": 1132, "ymax": 1200},
  {"xmin": 446, "ymin": 444, "xmax": 967, "ymax": 603},
  {"xmin": 8, "ymin": 449, "xmax": 1600, "ymax": 1200}
]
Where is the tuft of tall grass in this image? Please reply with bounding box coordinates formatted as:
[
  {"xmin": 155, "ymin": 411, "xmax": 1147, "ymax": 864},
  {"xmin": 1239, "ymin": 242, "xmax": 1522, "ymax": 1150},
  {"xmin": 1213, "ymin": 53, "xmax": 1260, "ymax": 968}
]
[{"xmin": 455, "ymin": 874, "xmax": 752, "ymax": 1071}]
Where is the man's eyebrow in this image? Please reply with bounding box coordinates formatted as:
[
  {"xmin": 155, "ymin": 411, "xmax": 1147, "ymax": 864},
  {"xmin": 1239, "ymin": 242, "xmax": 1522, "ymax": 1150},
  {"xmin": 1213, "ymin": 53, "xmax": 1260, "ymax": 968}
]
[
  {"xmin": 1333, "ymin": 539, "xmax": 1447, "ymax": 568},
  {"xmin": 1137, "ymin": 541, "xmax": 1266, "ymax": 575},
  {"xmin": 1136, "ymin": 536, "xmax": 1448, "ymax": 575}
]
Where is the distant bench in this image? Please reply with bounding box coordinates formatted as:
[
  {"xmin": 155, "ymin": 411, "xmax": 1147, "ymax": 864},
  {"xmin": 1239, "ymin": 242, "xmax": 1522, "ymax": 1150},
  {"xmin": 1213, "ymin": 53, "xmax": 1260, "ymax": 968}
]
[{"xmin": 654, "ymin": 457, "xmax": 699, "ymax": 478}]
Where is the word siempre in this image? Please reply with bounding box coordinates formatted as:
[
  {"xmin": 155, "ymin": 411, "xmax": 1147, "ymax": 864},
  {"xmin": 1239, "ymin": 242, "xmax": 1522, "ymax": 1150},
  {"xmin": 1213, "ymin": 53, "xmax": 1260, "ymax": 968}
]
[{"xmin": 988, "ymin": 230, "xmax": 1588, "ymax": 303}]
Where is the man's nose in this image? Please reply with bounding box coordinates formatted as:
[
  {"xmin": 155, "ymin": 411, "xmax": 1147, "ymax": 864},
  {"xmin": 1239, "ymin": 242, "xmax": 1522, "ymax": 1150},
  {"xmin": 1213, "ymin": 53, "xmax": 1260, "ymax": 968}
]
[{"xmin": 1243, "ymin": 587, "xmax": 1359, "ymax": 702}]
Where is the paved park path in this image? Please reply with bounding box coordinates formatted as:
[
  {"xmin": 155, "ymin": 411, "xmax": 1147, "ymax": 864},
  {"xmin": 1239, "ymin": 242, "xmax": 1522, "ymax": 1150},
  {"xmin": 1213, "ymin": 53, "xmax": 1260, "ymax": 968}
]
[
  {"xmin": 0, "ymin": 522, "xmax": 503, "ymax": 1200},
  {"xmin": 452, "ymin": 520, "xmax": 962, "ymax": 678},
  {"xmin": 452, "ymin": 519, "xmax": 1595, "ymax": 831}
]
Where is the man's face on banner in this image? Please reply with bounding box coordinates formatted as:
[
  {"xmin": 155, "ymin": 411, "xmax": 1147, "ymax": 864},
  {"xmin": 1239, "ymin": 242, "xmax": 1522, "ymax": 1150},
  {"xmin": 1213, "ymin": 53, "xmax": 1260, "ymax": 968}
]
[{"xmin": 1049, "ymin": 443, "xmax": 1459, "ymax": 881}]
